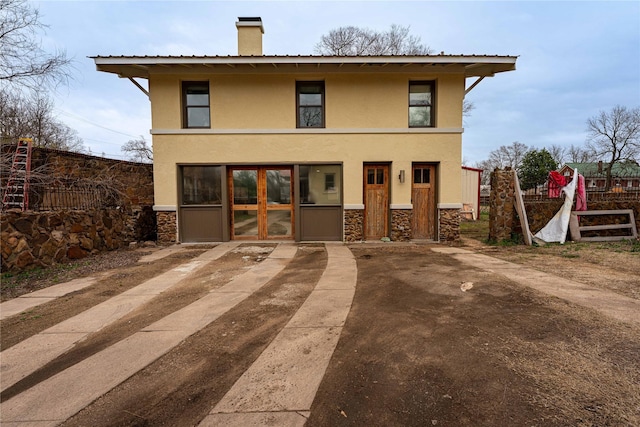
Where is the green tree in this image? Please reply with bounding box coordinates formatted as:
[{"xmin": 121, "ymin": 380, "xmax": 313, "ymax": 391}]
[{"xmin": 518, "ymin": 148, "xmax": 557, "ymax": 191}]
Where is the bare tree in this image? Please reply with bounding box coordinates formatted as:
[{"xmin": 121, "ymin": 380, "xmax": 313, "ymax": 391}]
[
  {"xmin": 0, "ymin": 0, "xmax": 71, "ymax": 89},
  {"xmin": 463, "ymin": 100, "xmax": 475, "ymax": 118},
  {"xmin": 0, "ymin": 87, "xmax": 84, "ymax": 151},
  {"xmin": 315, "ymin": 24, "xmax": 433, "ymax": 56},
  {"xmin": 474, "ymin": 141, "xmax": 529, "ymax": 185},
  {"xmin": 586, "ymin": 105, "xmax": 640, "ymax": 190},
  {"xmin": 122, "ymin": 136, "xmax": 153, "ymax": 163},
  {"xmin": 566, "ymin": 143, "xmax": 596, "ymax": 163},
  {"xmin": 546, "ymin": 144, "xmax": 566, "ymax": 166},
  {"xmin": 488, "ymin": 141, "xmax": 529, "ymax": 171},
  {"xmin": 313, "ymin": 25, "xmax": 484, "ymax": 118}
]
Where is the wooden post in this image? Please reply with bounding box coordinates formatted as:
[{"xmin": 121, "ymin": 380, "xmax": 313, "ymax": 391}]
[{"xmin": 512, "ymin": 170, "xmax": 532, "ymax": 245}]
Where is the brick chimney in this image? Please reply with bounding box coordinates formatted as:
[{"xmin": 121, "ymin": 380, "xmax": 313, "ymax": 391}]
[{"xmin": 236, "ymin": 17, "xmax": 264, "ymax": 56}]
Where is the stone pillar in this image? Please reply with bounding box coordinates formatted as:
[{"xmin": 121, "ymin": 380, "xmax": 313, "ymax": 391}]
[
  {"xmin": 344, "ymin": 209, "xmax": 363, "ymax": 242},
  {"xmin": 438, "ymin": 208, "xmax": 461, "ymax": 241},
  {"xmin": 156, "ymin": 211, "xmax": 177, "ymax": 245},
  {"xmin": 391, "ymin": 209, "xmax": 412, "ymax": 241},
  {"xmin": 489, "ymin": 168, "xmax": 516, "ymax": 242}
]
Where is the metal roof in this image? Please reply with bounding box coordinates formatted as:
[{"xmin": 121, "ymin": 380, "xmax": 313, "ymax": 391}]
[{"xmin": 91, "ymin": 54, "xmax": 517, "ymax": 79}]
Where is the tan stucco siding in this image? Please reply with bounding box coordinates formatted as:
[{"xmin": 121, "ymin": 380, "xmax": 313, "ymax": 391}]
[
  {"xmin": 150, "ymin": 76, "xmax": 181, "ymax": 129},
  {"xmin": 153, "ymin": 133, "xmax": 462, "ymax": 207},
  {"xmin": 149, "ymin": 73, "xmax": 466, "ymax": 130},
  {"xmin": 436, "ymin": 75, "xmax": 465, "ymax": 128},
  {"xmin": 326, "ymin": 74, "xmax": 407, "ymax": 128},
  {"xmin": 212, "ymin": 75, "xmax": 294, "ymax": 128}
]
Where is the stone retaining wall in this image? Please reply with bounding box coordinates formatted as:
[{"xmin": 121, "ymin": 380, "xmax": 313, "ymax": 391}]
[
  {"xmin": 1, "ymin": 146, "xmax": 156, "ymax": 272},
  {"xmin": 490, "ymin": 167, "xmax": 640, "ymax": 241},
  {"xmin": 0, "ymin": 208, "xmax": 153, "ymax": 272},
  {"xmin": 521, "ymin": 200, "xmax": 640, "ymax": 237}
]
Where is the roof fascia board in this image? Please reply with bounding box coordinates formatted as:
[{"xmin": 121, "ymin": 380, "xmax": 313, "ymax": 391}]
[{"xmin": 92, "ymin": 55, "xmax": 517, "ymax": 67}]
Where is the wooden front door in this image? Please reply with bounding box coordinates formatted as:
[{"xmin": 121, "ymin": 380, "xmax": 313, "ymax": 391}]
[
  {"xmin": 363, "ymin": 164, "xmax": 389, "ymax": 240},
  {"xmin": 411, "ymin": 164, "xmax": 436, "ymax": 240},
  {"xmin": 229, "ymin": 167, "xmax": 293, "ymax": 240}
]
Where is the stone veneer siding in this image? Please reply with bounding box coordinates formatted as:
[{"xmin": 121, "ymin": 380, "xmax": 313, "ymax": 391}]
[
  {"xmin": 391, "ymin": 209, "xmax": 412, "ymax": 241},
  {"xmin": 157, "ymin": 211, "xmax": 177, "ymax": 245},
  {"xmin": 343, "ymin": 209, "xmax": 364, "ymax": 242},
  {"xmin": 439, "ymin": 208, "xmax": 461, "ymax": 241}
]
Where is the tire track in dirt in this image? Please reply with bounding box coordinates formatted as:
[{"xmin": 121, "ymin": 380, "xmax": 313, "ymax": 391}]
[
  {"xmin": 0, "ymin": 249, "xmax": 207, "ymax": 350},
  {"xmin": 1, "ymin": 245, "xmax": 265, "ymax": 401},
  {"xmin": 60, "ymin": 245, "xmax": 327, "ymax": 427}
]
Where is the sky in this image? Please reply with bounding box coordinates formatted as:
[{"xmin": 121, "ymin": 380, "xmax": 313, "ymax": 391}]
[{"xmin": 32, "ymin": 0, "xmax": 640, "ymax": 164}]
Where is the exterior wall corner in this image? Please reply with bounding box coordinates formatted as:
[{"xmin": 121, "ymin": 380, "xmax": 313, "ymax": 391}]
[
  {"xmin": 156, "ymin": 211, "xmax": 177, "ymax": 245},
  {"xmin": 438, "ymin": 208, "xmax": 461, "ymax": 241},
  {"xmin": 344, "ymin": 209, "xmax": 364, "ymax": 242}
]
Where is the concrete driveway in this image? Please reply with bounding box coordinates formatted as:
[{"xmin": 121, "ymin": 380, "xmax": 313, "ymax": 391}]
[{"xmin": 1, "ymin": 242, "xmax": 638, "ymax": 426}]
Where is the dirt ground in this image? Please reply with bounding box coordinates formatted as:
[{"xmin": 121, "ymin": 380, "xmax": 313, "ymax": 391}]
[{"xmin": 1, "ymin": 231, "xmax": 639, "ymax": 426}]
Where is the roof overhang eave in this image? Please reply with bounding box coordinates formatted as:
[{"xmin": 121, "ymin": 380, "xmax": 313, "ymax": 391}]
[{"xmin": 92, "ymin": 55, "xmax": 517, "ymax": 79}]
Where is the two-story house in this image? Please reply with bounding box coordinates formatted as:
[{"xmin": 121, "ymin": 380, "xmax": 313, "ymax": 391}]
[
  {"xmin": 93, "ymin": 17, "xmax": 516, "ymax": 244},
  {"xmin": 560, "ymin": 161, "xmax": 640, "ymax": 192}
]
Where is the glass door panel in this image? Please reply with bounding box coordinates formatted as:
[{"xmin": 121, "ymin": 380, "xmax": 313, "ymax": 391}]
[
  {"xmin": 233, "ymin": 211, "xmax": 258, "ymax": 237},
  {"xmin": 230, "ymin": 167, "xmax": 293, "ymax": 240},
  {"xmin": 233, "ymin": 170, "xmax": 258, "ymax": 205},
  {"xmin": 267, "ymin": 211, "xmax": 292, "ymax": 236}
]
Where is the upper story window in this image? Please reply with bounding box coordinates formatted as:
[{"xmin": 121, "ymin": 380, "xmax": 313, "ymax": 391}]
[
  {"xmin": 183, "ymin": 81, "xmax": 210, "ymax": 128},
  {"xmin": 409, "ymin": 81, "xmax": 434, "ymax": 127},
  {"xmin": 297, "ymin": 82, "xmax": 324, "ymax": 128}
]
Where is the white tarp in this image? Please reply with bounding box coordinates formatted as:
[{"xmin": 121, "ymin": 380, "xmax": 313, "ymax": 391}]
[{"xmin": 533, "ymin": 168, "xmax": 578, "ymax": 244}]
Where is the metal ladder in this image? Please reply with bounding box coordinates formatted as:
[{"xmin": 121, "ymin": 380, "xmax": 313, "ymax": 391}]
[{"xmin": 2, "ymin": 138, "xmax": 33, "ymax": 211}]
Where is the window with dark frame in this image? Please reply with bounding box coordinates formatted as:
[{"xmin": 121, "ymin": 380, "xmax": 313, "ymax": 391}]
[
  {"xmin": 299, "ymin": 165, "xmax": 342, "ymax": 205},
  {"xmin": 183, "ymin": 81, "xmax": 210, "ymax": 128},
  {"xmin": 367, "ymin": 168, "xmax": 385, "ymax": 185},
  {"xmin": 181, "ymin": 166, "xmax": 222, "ymax": 205},
  {"xmin": 413, "ymin": 167, "xmax": 431, "ymax": 184},
  {"xmin": 297, "ymin": 82, "xmax": 325, "ymax": 128},
  {"xmin": 409, "ymin": 81, "xmax": 434, "ymax": 127},
  {"xmin": 324, "ymin": 173, "xmax": 335, "ymax": 191}
]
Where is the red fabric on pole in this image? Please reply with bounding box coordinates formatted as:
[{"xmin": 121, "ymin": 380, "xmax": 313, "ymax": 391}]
[{"xmin": 548, "ymin": 171, "xmax": 566, "ymax": 198}]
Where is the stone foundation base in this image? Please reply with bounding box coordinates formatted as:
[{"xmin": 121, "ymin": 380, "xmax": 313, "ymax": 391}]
[
  {"xmin": 391, "ymin": 209, "xmax": 412, "ymax": 241},
  {"xmin": 157, "ymin": 211, "xmax": 177, "ymax": 245},
  {"xmin": 344, "ymin": 209, "xmax": 364, "ymax": 242},
  {"xmin": 439, "ymin": 208, "xmax": 461, "ymax": 241}
]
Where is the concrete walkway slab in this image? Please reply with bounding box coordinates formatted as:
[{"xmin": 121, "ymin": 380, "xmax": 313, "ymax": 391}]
[
  {"xmin": 0, "ymin": 277, "xmax": 98, "ymax": 320},
  {"xmin": 433, "ymin": 248, "xmax": 640, "ymax": 326},
  {"xmin": 211, "ymin": 326, "xmax": 342, "ymax": 413},
  {"xmin": 202, "ymin": 244, "xmax": 357, "ymax": 427},
  {"xmin": 286, "ymin": 289, "xmax": 355, "ymax": 328},
  {"xmin": 45, "ymin": 294, "xmax": 152, "ymax": 334},
  {"xmin": 1, "ymin": 329, "xmax": 186, "ymax": 423},
  {"xmin": 0, "ymin": 243, "xmax": 239, "ymax": 393},
  {"xmin": 1, "ymin": 243, "xmax": 295, "ymax": 426},
  {"xmin": 0, "ymin": 332, "xmax": 86, "ymax": 390},
  {"xmin": 138, "ymin": 245, "xmax": 187, "ymax": 263}
]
